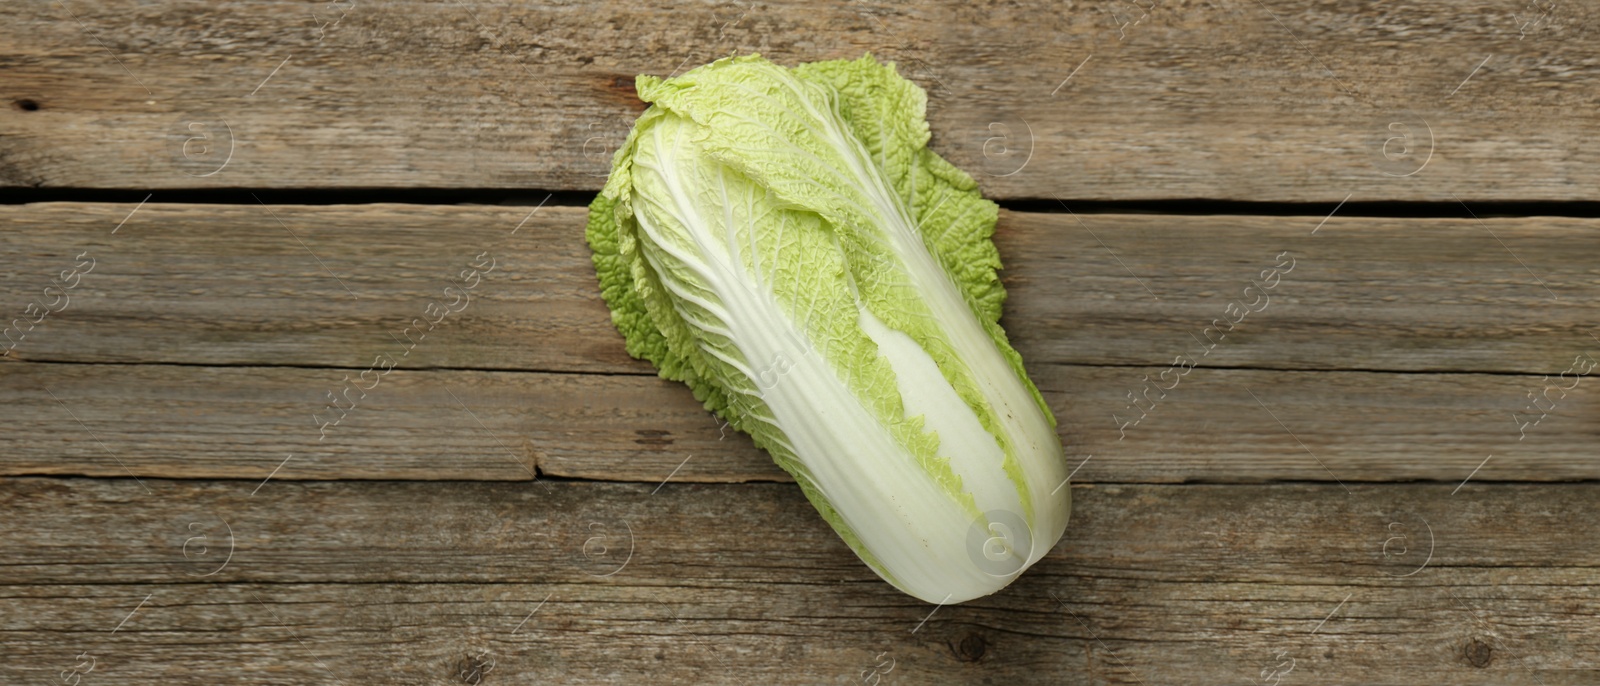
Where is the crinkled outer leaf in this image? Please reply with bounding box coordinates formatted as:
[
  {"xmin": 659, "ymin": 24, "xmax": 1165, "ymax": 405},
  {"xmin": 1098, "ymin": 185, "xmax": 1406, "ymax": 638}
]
[
  {"xmin": 639, "ymin": 55, "xmax": 1049, "ymax": 531},
  {"xmin": 589, "ymin": 108, "xmax": 735, "ymax": 417},
  {"xmin": 793, "ymin": 55, "xmax": 1054, "ymax": 427},
  {"xmin": 586, "ymin": 54, "xmax": 1069, "ymax": 604}
]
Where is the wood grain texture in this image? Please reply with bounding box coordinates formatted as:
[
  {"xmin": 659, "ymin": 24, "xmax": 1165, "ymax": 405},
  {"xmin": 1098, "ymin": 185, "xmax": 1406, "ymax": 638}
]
[
  {"xmin": 1, "ymin": 1, "xmax": 1595, "ymax": 200},
  {"xmin": 4, "ymin": 360, "xmax": 1595, "ymax": 483},
  {"xmin": 0, "ymin": 202, "xmax": 634, "ymax": 374},
  {"xmin": 3, "ymin": 202, "xmax": 1595, "ymax": 375},
  {"xmin": 2, "ymin": 477, "xmax": 1597, "ymax": 684},
  {"xmin": 3, "ymin": 0, "xmax": 1593, "ymax": 680}
]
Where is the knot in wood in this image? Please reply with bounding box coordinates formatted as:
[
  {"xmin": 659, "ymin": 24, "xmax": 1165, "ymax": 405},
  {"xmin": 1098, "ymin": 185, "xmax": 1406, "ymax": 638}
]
[
  {"xmin": 1463, "ymin": 637, "xmax": 1493, "ymax": 669},
  {"xmin": 456, "ymin": 652, "xmax": 496, "ymax": 684},
  {"xmin": 954, "ymin": 632, "xmax": 988, "ymax": 663}
]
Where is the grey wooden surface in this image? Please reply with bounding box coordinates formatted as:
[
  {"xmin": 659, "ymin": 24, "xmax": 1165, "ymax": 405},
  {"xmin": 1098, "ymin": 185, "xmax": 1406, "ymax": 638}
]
[
  {"xmin": 3, "ymin": 478, "xmax": 1597, "ymax": 684},
  {"xmin": 2, "ymin": 0, "xmax": 1596, "ymax": 683},
  {"xmin": 0, "ymin": 1, "xmax": 1595, "ymax": 201}
]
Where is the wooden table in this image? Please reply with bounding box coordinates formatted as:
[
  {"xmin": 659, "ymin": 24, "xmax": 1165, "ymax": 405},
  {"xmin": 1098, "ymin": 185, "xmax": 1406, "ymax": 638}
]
[{"xmin": 3, "ymin": 1, "xmax": 1596, "ymax": 684}]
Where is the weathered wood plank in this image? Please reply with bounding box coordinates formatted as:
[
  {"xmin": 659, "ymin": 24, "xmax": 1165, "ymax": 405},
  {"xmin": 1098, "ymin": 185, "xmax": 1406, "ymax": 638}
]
[
  {"xmin": 998, "ymin": 209, "xmax": 1600, "ymax": 377},
  {"xmin": 0, "ymin": 202, "xmax": 635, "ymax": 374},
  {"xmin": 4, "ymin": 360, "xmax": 1595, "ymax": 483},
  {"xmin": 1, "ymin": 478, "xmax": 1596, "ymax": 684},
  {"xmin": 1, "ymin": 1, "xmax": 1595, "ymax": 201},
  {"xmin": 3, "ymin": 203, "xmax": 1595, "ymax": 375}
]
